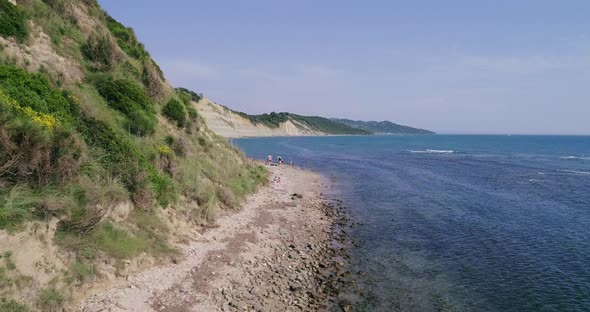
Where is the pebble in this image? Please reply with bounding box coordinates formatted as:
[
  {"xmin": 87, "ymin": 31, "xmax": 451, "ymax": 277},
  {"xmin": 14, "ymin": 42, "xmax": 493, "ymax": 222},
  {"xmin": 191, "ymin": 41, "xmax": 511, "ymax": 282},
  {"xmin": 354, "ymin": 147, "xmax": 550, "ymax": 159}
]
[{"xmin": 211, "ymin": 198, "xmax": 357, "ymax": 311}]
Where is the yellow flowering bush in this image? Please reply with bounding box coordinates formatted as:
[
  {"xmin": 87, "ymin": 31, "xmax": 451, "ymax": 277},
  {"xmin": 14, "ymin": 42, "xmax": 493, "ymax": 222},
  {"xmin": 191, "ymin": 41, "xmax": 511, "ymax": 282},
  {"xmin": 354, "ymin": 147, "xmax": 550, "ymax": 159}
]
[
  {"xmin": 156, "ymin": 144, "xmax": 172, "ymax": 156},
  {"xmin": 68, "ymin": 94, "xmax": 80, "ymax": 105},
  {"xmin": 0, "ymin": 89, "xmax": 59, "ymax": 129}
]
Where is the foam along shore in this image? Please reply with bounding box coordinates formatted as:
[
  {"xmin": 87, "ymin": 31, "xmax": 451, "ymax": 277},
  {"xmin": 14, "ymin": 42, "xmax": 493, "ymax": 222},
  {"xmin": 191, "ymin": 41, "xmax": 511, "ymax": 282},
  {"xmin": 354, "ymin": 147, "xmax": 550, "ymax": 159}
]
[{"xmin": 80, "ymin": 165, "xmax": 351, "ymax": 311}]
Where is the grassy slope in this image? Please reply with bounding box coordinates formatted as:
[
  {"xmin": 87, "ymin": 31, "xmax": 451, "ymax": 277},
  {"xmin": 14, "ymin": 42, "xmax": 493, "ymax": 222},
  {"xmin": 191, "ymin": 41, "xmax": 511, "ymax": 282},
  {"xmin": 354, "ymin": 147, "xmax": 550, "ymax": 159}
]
[
  {"xmin": 0, "ymin": 0, "xmax": 267, "ymax": 310},
  {"xmin": 332, "ymin": 118, "xmax": 435, "ymax": 134}
]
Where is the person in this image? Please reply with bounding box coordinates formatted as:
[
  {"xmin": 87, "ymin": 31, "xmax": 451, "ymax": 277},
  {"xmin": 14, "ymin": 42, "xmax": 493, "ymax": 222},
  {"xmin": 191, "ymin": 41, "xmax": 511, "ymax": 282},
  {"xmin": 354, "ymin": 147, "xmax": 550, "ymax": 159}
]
[
  {"xmin": 266, "ymin": 154, "xmax": 273, "ymax": 165},
  {"xmin": 277, "ymin": 156, "xmax": 283, "ymax": 165}
]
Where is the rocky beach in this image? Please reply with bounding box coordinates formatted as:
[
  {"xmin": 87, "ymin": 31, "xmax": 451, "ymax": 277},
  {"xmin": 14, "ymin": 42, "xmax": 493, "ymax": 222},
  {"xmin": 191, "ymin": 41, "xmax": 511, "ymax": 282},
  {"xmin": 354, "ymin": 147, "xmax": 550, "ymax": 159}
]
[{"xmin": 80, "ymin": 165, "xmax": 354, "ymax": 312}]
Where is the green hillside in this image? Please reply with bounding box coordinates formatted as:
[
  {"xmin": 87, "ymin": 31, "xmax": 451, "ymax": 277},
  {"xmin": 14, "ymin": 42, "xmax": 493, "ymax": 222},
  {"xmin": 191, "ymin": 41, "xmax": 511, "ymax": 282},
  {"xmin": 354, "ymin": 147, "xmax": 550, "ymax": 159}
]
[
  {"xmin": 213, "ymin": 103, "xmax": 432, "ymax": 136},
  {"xmin": 0, "ymin": 0, "xmax": 266, "ymax": 310},
  {"xmin": 332, "ymin": 118, "xmax": 435, "ymax": 134},
  {"xmin": 214, "ymin": 105, "xmax": 372, "ymax": 135}
]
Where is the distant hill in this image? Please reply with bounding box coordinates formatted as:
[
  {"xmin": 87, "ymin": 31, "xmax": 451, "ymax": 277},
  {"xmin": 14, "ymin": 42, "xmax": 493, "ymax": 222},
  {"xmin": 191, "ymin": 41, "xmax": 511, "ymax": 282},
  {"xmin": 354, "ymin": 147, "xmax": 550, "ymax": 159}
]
[
  {"xmin": 331, "ymin": 118, "xmax": 435, "ymax": 134},
  {"xmin": 194, "ymin": 99, "xmax": 372, "ymax": 137},
  {"xmin": 194, "ymin": 100, "xmax": 433, "ymax": 137},
  {"xmin": 238, "ymin": 112, "xmax": 371, "ymax": 135}
]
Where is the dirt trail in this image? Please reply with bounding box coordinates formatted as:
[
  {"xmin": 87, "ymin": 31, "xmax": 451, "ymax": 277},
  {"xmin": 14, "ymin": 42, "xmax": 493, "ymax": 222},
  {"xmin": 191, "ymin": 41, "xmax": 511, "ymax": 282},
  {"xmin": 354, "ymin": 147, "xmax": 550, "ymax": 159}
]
[{"xmin": 80, "ymin": 165, "xmax": 341, "ymax": 312}]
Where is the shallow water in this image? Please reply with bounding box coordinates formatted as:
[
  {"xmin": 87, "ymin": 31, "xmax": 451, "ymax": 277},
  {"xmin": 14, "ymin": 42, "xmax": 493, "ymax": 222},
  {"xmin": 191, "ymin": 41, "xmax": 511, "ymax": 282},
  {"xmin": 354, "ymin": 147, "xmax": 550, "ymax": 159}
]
[{"xmin": 233, "ymin": 135, "xmax": 590, "ymax": 311}]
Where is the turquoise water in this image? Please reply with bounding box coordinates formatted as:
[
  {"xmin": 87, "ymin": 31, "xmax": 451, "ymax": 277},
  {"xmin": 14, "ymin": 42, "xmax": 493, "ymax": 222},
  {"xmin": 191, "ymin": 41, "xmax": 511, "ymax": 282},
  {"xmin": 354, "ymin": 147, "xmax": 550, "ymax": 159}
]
[{"xmin": 233, "ymin": 135, "xmax": 590, "ymax": 312}]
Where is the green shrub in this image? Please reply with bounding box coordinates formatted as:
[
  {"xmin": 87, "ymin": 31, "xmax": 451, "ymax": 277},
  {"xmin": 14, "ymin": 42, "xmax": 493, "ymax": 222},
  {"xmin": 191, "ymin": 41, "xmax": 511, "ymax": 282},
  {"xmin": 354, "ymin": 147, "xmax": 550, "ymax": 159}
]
[
  {"xmin": 0, "ymin": 0, "xmax": 28, "ymax": 42},
  {"xmin": 244, "ymin": 111, "xmax": 290, "ymax": 128},
  {"xmin": 0, "ymin": 93, "xmax": 86, "ymax": 186},
  {"xmin": 75, "ymin": 116, "xmax": 159, "ymax": 207},
  {"xmin": 187, "ymin": 107, "xmax": 198, "ymax": 119},
  {"xmin": 126, "ymin": 110, "xmax": 155, "ymax": 136},
  {"xmin": 0, "ymin": 65, "xmax": 80, "ymax": 124},
  {"xmin": 0, "ymin": 298, "xmax": 29, "ymax": 312},
  {"xmin": 119, "ymin": 60, "xmax": 142, "ymax": 80},
  {"xmin": 0, "ymin": 66, "xmax": 87, "ymax": 186},
  {"xmin": 37, "ymin": 288, "xmax": 63, "ymax": 312},
  {"xmin": 81, "ymin": 35, "xmax": 116, "ymax": 71},
  {"xmin": 104, "ymin": 14, "xmax": 148, "ymax": 61},
  {"xmin": 175, "ymin": 87, "xmax": 201, "ymax": 103},
  {"xmin": 95, "ymin": 78, "xmax": 152, "ymax": 115},
  {"xmin": 94, "ymin": 78, "xmax": 156, "ymax": 137},
  {"xmin": 178, "ymin": 91, "xmax": 190, "ymax": 106},
  {"xmin": 77, "ymin": 117, "xmax": 136, "ymax": 164},
  {"xmin": 148, "ymin": 168, "xmax": 177, "ymax": 207},
  {"xmin": 162, "ymin": 98, "xmax": 186, "ymax": 127}
]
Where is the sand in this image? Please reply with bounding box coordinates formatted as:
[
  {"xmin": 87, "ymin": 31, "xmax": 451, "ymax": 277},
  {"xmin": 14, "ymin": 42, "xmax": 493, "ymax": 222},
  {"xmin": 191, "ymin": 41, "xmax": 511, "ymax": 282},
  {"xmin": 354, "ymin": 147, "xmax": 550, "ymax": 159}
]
[{"xmin": 79, "ymin": 165, "xmax": 348, "ymax": 312}]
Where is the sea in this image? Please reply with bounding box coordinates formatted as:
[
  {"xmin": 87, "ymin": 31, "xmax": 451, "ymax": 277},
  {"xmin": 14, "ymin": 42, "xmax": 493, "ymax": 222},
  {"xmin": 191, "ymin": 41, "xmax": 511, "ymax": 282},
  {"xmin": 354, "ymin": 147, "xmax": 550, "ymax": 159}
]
[{"xmin": 232, "ymin": 135, "xmax": 590, "ymax": 312}]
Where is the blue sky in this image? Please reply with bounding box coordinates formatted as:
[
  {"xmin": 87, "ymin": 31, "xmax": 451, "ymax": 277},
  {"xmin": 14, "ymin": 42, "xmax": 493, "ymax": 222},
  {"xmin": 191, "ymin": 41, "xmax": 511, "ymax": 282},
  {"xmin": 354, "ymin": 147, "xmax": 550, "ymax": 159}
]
[{"xmin": 98, "ymin": 0, "xmax": 590, "ymax": 134}]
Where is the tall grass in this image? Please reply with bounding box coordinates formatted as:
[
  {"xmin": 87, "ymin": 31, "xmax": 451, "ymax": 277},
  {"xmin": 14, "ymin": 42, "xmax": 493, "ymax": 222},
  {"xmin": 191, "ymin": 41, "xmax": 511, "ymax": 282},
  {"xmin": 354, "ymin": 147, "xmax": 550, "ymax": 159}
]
[
  {"xmin": 81, "ymin": 35, "xmax": 118, "ymax": 71},
  {"xmin": 56, "ymin": 216, "xmax": 175, "ymax": 260},
  {"xmin": 0, "ymin": 185, "xmax": 86, "ymax": 231},
  {"xmin": 0, "ymin": 4, "xmax": 270, "ymax": 307}
]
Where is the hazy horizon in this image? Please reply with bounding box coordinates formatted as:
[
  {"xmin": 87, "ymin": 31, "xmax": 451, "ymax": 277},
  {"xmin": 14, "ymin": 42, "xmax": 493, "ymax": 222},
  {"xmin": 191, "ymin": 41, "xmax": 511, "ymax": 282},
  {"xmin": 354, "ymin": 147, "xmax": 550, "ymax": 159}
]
[{"xmin": 98, "ymin": 0, "xmax": 590, "ymax": 135}]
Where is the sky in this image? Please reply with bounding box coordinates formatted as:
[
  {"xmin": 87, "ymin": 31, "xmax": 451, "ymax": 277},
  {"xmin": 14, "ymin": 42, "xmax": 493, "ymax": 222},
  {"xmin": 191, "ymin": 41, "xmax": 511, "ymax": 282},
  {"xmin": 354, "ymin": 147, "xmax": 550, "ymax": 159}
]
[{"xmin": 98, "ymin": 0, "xmax": 590, "ymax": 134}]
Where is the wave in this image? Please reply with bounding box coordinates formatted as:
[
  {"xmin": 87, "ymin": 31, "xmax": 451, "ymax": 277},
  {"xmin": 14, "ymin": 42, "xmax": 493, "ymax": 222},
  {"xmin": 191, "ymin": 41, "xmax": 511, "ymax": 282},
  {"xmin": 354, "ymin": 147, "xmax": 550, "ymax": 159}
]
[
  {"xmin": 558, "ymin": 170, "xmax": 590, "ymax": 176},
  {"xmin": 409, "ymin": 149, "xmax": 456, "ymax": 154},
  {"xmin": 560, "ymin": 156, "xmax": 590, "ymax": 160}
]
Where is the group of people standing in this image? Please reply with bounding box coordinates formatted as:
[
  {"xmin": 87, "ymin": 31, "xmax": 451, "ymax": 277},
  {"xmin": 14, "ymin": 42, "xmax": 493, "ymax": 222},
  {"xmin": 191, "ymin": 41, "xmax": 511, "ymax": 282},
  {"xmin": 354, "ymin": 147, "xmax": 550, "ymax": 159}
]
[{"xmin": 266, "ymin": 154, "xmax": 289, "ymax": 166}]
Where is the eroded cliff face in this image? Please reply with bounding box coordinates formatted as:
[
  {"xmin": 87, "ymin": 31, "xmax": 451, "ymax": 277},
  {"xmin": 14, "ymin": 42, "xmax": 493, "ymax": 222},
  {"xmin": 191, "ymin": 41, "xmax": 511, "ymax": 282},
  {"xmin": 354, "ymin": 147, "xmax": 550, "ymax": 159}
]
[
  {"xmin": 196, "ymin": 99, "xmax": 326, "ymax": 137},
  {"xmin": 0, "ymin": 0, "xmax": 267, "ymax": 310}
]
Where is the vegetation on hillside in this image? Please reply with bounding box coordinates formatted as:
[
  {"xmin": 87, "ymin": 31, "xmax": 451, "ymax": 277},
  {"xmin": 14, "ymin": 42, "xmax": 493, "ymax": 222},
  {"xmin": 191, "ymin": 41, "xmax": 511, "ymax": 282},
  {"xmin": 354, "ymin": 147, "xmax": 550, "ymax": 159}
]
[
  {"xmin": 222, "ymin": 107, "xmax": 372, "ymax": 135},
  {"xmin": 0, "ymin": 1, "xmax": 267, "ymax": 310},
  {"xmin": 162, "ymin": 98, "xmax": 187, "ymax": 127},
  {"xmin": 0, "ymin": 0, "xmax": 28, "ymax": 42},
  {"xmin": 331, "ymin": 118, "xmax": 435, "ymax": 134},
  {"xmin": 290, "ymin": 114, "xmax": 372, "ymax": 135},
  {"xmin": 176, "ymin": 87, "xmax": 202, "ymax": 103},
  {"xmin": 218, "ymin": 105, "xmax": 433, "ymax": 135},
  {"xmin": 238, "ymin": 111, "xmax": 290, "ymax": 128}
]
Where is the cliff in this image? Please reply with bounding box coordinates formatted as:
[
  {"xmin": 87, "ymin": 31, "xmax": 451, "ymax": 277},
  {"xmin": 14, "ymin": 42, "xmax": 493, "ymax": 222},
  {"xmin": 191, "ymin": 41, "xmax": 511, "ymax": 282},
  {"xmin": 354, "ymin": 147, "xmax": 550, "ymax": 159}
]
[
  {"xmin": 195, "ymin": 99, "xmax": 371, "ymax": 137},
  {"xmin": 0, "ymin": 0, "xmax": 266, "ymax": 310}
]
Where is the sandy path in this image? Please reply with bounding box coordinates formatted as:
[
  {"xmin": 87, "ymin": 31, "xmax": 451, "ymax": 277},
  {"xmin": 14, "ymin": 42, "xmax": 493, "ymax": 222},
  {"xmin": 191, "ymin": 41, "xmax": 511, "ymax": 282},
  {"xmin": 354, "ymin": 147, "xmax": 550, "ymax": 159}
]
[{"xmin": 80, "ymin": 165, "xmax": 336, "ymax": 312}]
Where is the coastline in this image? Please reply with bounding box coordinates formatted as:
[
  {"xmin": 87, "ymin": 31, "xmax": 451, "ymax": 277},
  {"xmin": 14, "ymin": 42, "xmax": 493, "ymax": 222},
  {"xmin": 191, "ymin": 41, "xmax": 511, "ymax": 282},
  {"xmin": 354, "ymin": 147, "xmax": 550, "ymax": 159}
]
[{"xmin": 80, "ymin": 165, "xmax": 353, "ymax": 311}]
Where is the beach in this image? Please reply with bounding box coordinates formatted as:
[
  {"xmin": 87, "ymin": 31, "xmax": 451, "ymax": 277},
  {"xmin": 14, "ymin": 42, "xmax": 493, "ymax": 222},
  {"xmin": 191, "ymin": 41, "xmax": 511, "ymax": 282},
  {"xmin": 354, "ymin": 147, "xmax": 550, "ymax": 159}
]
[{"xmin": 80, "ymin": 165, "xmax": 351, "ymax": 312}]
